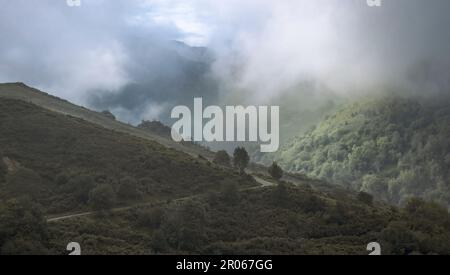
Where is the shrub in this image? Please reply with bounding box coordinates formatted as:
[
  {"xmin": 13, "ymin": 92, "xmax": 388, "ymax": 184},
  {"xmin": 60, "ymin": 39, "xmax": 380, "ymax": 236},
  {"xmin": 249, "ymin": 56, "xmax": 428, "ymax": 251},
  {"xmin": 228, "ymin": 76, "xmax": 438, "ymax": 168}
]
[
  {"xmin": 357, "ymin": 192, "xmax": 374, "ymax": 205},
  {"xmin": 213, "ymin": 150, "xmax": 231, "ymax": 167},
  {"xmin": 117, "ymin": 176, "xmax": 142, "ymax": 201},
  {"xmin": 88, "ymin": 184, "xmax": 116, "ymax": 211}
]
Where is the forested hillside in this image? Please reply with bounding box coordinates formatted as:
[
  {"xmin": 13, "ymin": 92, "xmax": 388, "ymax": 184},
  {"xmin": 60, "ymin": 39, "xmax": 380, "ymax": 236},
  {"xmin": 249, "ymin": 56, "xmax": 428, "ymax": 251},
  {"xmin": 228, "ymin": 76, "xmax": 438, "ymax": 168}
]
[{"xmin": 272, "ymin": 97, "xmax": 450, "ymax": 207}]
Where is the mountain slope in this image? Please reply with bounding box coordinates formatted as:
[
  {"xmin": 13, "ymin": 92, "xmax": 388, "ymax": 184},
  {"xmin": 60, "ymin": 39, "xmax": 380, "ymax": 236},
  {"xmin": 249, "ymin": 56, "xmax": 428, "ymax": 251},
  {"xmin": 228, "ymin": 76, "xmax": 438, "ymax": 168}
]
[
  {"xmin": 1, "ymin": 85, "xmax": 450, "ymax": 255},
  {"xmin": 0, "ymin": 96, "xmax": 256, "ymax": 214},
  {"xmin": 272, "ymin": 96, "xmax": 450, "ymax": 207},
  {"xmin": 0, "ymin": 83, "xmax": 214, "ymax": 159}
]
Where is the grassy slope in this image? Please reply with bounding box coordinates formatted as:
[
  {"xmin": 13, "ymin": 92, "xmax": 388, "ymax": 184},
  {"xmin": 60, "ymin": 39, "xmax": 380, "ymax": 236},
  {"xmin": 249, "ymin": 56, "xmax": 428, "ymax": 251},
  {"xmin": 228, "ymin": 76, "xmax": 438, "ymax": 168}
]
[
  {"xmin": 0, "ymin": 83, "xmax": 214, "ymax": 159},
  {"xmin": 0, "ymin": 97, "xmax": 256, "ymax": 214}
]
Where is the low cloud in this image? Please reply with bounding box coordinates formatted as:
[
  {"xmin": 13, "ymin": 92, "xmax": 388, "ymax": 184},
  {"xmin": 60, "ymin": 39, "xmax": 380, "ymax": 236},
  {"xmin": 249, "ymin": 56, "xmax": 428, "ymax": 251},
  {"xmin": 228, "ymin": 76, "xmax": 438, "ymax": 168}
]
[{"xmin": 1, "ymin": 0, "xmax": 450, "ymax": 126}]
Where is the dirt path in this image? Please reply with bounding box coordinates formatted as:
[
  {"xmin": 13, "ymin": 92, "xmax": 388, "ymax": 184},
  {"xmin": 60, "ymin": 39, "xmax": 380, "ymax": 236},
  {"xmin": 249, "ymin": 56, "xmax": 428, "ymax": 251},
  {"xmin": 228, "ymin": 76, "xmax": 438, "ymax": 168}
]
[{"xmin": 46, "ymin": 174, "xmax": 277, "ymax": 223}]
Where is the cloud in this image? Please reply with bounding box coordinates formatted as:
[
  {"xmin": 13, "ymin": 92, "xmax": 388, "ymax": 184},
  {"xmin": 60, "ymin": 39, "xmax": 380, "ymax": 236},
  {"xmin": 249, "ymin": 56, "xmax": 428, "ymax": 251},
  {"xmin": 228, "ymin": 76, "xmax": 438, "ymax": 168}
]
[
  {"xmin": 1, "ymin": 0, "xmax": 450, "ymax": 125},
  {"xmin": 0, "ymin": 0, "xmax": 182, "ymax": 105},
  {"xmin": 193, "ymin": 0, "xmax": 450, "ymax": 102}
]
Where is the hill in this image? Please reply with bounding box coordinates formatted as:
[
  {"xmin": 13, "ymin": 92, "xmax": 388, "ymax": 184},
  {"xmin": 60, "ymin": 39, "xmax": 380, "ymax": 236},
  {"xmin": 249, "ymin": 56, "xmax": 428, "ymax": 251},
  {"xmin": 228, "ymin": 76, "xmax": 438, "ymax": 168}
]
[
  {"xmin": 46, "ymin": 182, "xmax": 450, "ymax": 255},
  {"xmin": 0, "ymin": 83, "xmax": 215, "ymax": 159},
  {"xmin": 271, "ymin": 96, "xmax": 450, "ymax": 207},
  {"xmin": 0, "ymin": 96, "xmax": 256, "ymax": 215},
  {"xmin": 1, "ymin": 84, "xmax": 449, "ymax": 255}
]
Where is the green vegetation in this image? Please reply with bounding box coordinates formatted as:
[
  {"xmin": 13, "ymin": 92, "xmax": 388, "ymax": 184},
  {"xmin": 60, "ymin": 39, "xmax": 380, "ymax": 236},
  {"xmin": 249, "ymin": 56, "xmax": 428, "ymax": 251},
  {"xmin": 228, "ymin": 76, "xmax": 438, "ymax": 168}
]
[
  {"xmin": 1, "ymin": 90, "xmax": 449, "ymax": 255},
  {"xmin": 0, "ymin": 98, "xmax": 256, "ymax": 215},
  {"xmin": 268, "ymin": 162, "xmax": 283, "ymax": 181},
  {"xmin": 88, "ymin": 184, "xmax": 117, "ymax": 211},
  {"xmin": 0, "ymin": 197, "xmax": 50, "ymax": 255},
  {"xmin": 213, "ymin": 150, "xmax": 231, "ymax": 167},
  {"xmin": 233, "ymin": 147, "xmax": 250, "ymax": 174},
  {"xmin": 272, "ymin": 97, "xmax": 450, "ymax": 207},
  {"xmin": 46, "ymin": 184, "xmax": 450, "ymax": 255}
]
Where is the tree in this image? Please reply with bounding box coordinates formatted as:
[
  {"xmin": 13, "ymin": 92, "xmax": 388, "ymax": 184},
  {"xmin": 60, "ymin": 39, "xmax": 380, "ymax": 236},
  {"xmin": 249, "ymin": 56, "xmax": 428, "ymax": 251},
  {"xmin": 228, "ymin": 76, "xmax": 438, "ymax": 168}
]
[
  {"xmin": 233, "ymin": 147, "xmax": 249, "ymax": 174},
  {"xmin": 268, "ymin": 162, "xmax": 283, "ymax": 181},
  {"xmin": 88, "ymin": 184, "xmax": 116, "ymax": 211},
  {"xmin": 213, "ymin": 150, "xmax": 231, "ymax": 167}
]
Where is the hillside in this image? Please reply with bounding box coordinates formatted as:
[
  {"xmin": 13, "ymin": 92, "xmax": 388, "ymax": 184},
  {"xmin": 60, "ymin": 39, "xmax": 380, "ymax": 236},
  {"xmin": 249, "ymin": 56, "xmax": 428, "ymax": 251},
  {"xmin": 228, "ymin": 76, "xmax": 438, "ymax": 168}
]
[
  {"xmin": 0, "ymin": 96, "xmax": 256, "ymax": 215},
  {"xmin": 0, "ymin": 83, "xmax": 215, "ymax": 159},
  {"xmin": 271, "ymin": 96, "xmax": 450, "ymax": 207},
  {"xmin": 1, "ymin": 85, "xmax": 450, "ymax": 255},
  {"xmin": 44, "ymin": 182, "xmax": 450, "ymax": 255}
]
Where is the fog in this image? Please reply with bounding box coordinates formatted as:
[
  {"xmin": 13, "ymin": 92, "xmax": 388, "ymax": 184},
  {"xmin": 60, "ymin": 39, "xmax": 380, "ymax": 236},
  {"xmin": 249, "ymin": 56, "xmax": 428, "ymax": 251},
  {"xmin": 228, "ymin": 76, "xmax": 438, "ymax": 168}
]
[{"xmin": 1, "ymin": 0, "xmax": 449, "ymax": 125}]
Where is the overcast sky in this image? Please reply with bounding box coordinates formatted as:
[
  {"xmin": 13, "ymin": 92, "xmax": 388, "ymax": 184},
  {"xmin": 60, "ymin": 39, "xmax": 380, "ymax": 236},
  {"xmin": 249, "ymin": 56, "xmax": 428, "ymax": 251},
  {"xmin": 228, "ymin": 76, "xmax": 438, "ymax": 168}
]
[{"xmin": 1, "ymin": 0, "xmax": 450, "ymax": 123}]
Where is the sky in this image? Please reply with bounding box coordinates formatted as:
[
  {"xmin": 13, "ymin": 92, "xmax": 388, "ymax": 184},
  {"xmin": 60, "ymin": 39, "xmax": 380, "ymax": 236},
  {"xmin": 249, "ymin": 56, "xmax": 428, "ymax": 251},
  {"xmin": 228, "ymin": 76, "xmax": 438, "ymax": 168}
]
[{"xmin": 1, "ymin": 0, "xmax": 450, "ymax": 124}]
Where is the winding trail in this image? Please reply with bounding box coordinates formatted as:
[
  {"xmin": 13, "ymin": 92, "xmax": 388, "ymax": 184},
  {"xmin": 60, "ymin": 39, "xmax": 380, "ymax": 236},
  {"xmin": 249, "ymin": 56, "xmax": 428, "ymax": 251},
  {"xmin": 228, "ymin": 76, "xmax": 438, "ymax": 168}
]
[{"xmin": 46, "ymin": 174, "xmax": 277, "ymax": 223}]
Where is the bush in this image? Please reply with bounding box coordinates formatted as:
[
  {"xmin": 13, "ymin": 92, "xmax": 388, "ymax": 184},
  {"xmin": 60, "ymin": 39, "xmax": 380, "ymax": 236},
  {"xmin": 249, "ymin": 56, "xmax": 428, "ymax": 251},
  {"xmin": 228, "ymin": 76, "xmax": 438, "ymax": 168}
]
[
  {"xmin": 272, "ymin": 182, "xmax": 288, "ymax": 207},
  {"xmin": 64, "ymin": 175, "xmax": 96, "ymax": 205},
  {"xmin": 221, "ymin": 181, "xmax": 240, "ymax": 205},
  {"xmin": 88, "ymin": 184, "xmax": 117, "ymax": 211},
  {"xmin": 151, "ymin": 230, "xmax": 168, "ymax": 254},
  {"xmin": 213, "ymin": 150, "xmax": 231, "ymax": 167},
  {"xmin": 357, "ymin": 192, "xmax": 374, "ymax": 205},
  {"xmin": 117, "ymin": 177, "xmax": 142, "ymax": 201},
  {"xmin": 381, "ymin": 222, "xmax": 418, "ymax": 255},
  {"xmin": 136, "ymin": 207, "xmax": 164, "ymax": 229},
  {"xmin": 0, "ymin": 198, "xmax": 49, "ymax": 255}
]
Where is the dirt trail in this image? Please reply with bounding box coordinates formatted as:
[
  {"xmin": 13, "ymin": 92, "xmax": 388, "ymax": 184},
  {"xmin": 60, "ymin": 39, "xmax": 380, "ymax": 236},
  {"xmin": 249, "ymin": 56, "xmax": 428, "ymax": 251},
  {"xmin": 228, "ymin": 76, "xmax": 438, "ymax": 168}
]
[{"xmin": 46, "ymin": 173, "xmax": 277, "ymax": 223}]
